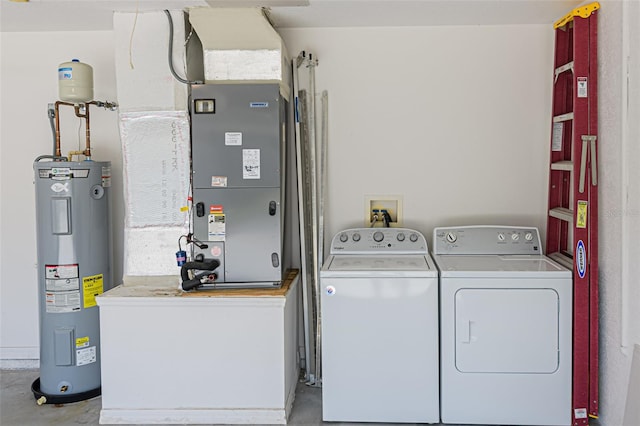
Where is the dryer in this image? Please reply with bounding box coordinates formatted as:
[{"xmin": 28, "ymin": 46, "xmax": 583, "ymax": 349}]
[
  {"xmin": 320, "ymin": 228, "xmax": 439, "ymax": 423},
  {"xmin": 433, "ymin": 225, "xmax": 572, "ymax": 426}
]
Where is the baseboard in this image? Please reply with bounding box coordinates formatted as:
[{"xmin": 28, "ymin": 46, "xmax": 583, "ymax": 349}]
[
  {"xmin": 99, "ymin": 408, "xmax": 288, "ymax": 425},
  {"xmin": 0, "ymin": 347, "xmax": 38, "ymax": 369}
]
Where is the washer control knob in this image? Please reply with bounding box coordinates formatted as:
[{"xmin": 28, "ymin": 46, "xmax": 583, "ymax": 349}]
[
  {"xmin": 373, "ymin": 231, "xmax": 384, "ymax": 242},
  {"xmin": 498, "ymin": 233, "xmax": 505, "ymax": 241},
  {"xmin": 409, "ymin": 233, "xmax": 419, "ymax": 242},
  {"xmin": 511, "ymin": 233, "xmax": 520, "ymax": 241},
  {"xmin": 352, "ymin": 233, "xmax": 361, "ymax": 242},
  {"xmin": 339, "ymin": 233, "xmax": 348, "ymax": 243},
  {"xmin": 396, "ymin": 232, "xmax": 405, "ymax": 242},
  {"xmin": 525, "ymin": 232, "xmax": 533, "ymax": 241},
  {"xmin": 445, "ymin": 232, "xmax": 457, "ymax": 243}
]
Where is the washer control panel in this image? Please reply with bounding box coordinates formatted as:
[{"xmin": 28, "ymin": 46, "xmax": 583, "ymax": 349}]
[
  {"xmin": 433, "ymin": 226, "xmax": 542, "ymax": 255},
  {"xmin": 330, "ymin": 228, "xmax": 427, "ymax": 255}
]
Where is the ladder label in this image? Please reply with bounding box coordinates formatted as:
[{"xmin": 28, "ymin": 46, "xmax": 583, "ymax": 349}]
[
  {"xmin": 552, "ymin": 123, "xmax": 563, "ymax": 151},
  {"xmin": 576, "ymin": 240, "xmax": 587, "ymax": 278},
  {"xmin": 577, "ymin": 77, "xmax": 588, "ymax": 98},
  {"xmin": 577, "ymin": 200, "xmax": 588, "ymax": 228}
]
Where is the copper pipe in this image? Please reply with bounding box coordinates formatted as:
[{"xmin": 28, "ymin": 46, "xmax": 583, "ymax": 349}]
[{"xmin": 54, "ymin": 101, "xmax": 93, "ymax": 159}]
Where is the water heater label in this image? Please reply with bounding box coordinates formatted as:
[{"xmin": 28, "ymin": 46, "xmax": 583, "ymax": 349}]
[
  {"xmin": 101, "ymin": 166, "xmax": 112, "ymax": 187},
  {"xmin": 82, "ymin": 274, "xmax": 104, "ymax": 309},
  {"xmin": 45, "ymin": 290, "xmax": 81, "ymax": 313},
  {"xmin": 243, "ymin": 149, "xmax": 261, "ymax": 179},
  {"xmin": 76, "ymin": 346, "xmax": 97, "ymax": 366}
]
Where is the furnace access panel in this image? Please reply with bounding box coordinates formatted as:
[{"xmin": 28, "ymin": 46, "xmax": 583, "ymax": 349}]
[{"xmin": 190, "ymin": 84, "xmax": 287, "ymax": 285}]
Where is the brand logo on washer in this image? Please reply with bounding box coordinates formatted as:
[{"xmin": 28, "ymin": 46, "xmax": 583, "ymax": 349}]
[
  {"xmin": 325, "ymin": 286, "xmax": 336, "ymax": 296},
  {"xmin": 576, "ymin": 240, "xmax": 586, "ymax": 278}
]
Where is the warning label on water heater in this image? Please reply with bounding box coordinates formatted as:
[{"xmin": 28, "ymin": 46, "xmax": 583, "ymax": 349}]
[
  {"xmin": 82, "ymin": 274, "xmax": 104, "ymax": 309},
  {"xmin": 76, "ymin": 346, "xmax": 97, "ymax": 366},
  {"xmin": 45, "ymin": 264, "xmax": 81, "ymax": 313}
]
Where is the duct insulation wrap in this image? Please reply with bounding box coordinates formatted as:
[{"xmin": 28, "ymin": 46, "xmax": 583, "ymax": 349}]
[
  {"xmin": 188, "ymin": 7, "xmax": 290, "ymax": 98},
  {"xmin": 119, "ymin": 111, "xmax": 191, "ymax": 276},
  {"xmin": 33, "ymin": 160, "xmax": 114, "ymax": 397}
]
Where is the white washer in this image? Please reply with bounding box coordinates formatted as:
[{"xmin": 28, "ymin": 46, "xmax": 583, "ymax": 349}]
[
  {"xmin": 320, "ymin": 228, "xmax": 439, "ymax": 423},
  {"xmin": 433, "ymin": 225, "xmax": 572, "ymax": 426}
]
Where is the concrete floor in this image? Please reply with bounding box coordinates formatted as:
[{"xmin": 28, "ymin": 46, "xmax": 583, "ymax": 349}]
[{"xmin": 0, "ymin": 369, "xmax": 447, "ymax": 426}]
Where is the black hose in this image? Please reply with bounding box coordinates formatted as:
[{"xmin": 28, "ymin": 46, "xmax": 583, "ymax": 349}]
[{"xmin": 164, "ymin": 10, "xmax": 201, "ymax": 85}]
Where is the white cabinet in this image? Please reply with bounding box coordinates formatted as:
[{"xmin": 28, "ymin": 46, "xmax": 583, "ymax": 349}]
[{"xmin": 96, "ymin": 272, "xmax": 299, "ymax": 424}]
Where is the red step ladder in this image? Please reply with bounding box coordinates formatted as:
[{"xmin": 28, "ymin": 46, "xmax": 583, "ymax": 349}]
[{"xmin": 546, "ymin": 3, "xmax": 599, "ymax": 425}]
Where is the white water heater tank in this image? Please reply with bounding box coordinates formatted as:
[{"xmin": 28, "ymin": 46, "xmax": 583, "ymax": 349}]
[{"xmin": 58, "ymin": 59, "xmax": 93, "ymax": 103}]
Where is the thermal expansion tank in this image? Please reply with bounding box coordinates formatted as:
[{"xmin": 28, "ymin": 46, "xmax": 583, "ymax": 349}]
[
  {"xmin": 190, "ymin": 83, "xmax": 287, "ymax": 286},
  {"xmin": 32, "ymin": 159, "xmax": 113, "ymax": 403}
]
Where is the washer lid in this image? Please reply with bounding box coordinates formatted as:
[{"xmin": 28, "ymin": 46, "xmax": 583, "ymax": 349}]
[
  {"xmin": 433, "ymin": 255, "xmax": 571, "ymax": 278},
  {"xmin": 322, "ymin": 255, "xmax": 437, "ymax": 277}
]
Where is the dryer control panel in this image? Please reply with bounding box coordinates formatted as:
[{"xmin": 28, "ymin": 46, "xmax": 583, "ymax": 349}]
[
  {"xmin": 433, "ymin": 226, "xmax": 542, "ymax": 255},
  {"xmin": 330, "ymin": 228, "xmax": 427, "ymax": 255}
]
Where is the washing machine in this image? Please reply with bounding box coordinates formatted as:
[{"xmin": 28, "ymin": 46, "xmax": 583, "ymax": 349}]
[
  {"xmin": 320, "ymin": 227, "xmax": 439, "ymax": 423},
  {"xmin": 433, "ymin": 225, "xmax": 572, "ymax": 426}
]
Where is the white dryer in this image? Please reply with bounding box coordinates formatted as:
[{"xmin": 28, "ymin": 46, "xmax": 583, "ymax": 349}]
[
  {"xmin": 433, "ymin": 225, "xmax": 572, "ymax": 426},
  {"xmin": 320, "ymin": 228, "xmax": 439, "ymax": 423}
]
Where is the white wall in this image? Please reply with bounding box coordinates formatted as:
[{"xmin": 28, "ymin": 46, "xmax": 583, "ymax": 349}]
[
  {"xmin": 279, "ymin": 25, "xmax": 554, "ymax": 250},
  {"xmin": 0, "ymin": 31, "xmax": 123, "ymax": 365},
  {"xmin": 598, "ymin": 1, "xmax": 640, "ymax": 425}
]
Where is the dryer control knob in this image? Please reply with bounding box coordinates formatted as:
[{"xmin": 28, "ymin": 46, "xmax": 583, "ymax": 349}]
[
  {"xmin": 410, "ymin": 233, "xmax": 419, "ymax": 242},
  {"xmin": 525, "ymin": 232, "xmax": 533, "ymax": 241},
  {"xmin": 397, "ymin": 232, "xmax": 406, "ymax": 242},
  {"xmin": 339, "ymin": 233, "xmax": 348, "ymax": 243},
  {"xmin": 352, "ymin": 233, "xmax": 361, "ymax": 242},
  {"xmin": 373, "ymin": 231, "xmax": 384, "ymax": 242},
  {"xmin": 446, "ymin": 232, "xmax": 457, "ymax": 243}
]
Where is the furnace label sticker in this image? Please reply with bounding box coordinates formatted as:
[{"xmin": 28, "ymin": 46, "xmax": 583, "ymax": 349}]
[
  {"xmin": 576, "ymin": 201, "xmax": 588, "ymax": 228},
  {"xmin": 208, "ymin": 211, "xmax": 226, "ymax": 242},
  {"xmin": 82, "ymin": 274, "xmax": 104, "ymax": 309},
  {"xmin": 211, "ymin": 176, "xmax": 228, "ymax": 187},
  {"xmin": 225, "ymin": 132, "xmax": 243, "ymax": 146},
  {"xmin": 76, "ymin": 346, "xmax": 97, "ymax": 366},
  {"xmin": 243, "ymin": 149, "xmax": 261, "ymax": 179}
]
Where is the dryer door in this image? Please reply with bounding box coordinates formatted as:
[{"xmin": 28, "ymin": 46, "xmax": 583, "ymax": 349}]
[{"xmin": 454, "ymin": 288, "xmax": 559, "ymax": 373}]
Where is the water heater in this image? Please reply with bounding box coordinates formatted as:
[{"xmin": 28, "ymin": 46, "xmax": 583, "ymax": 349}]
[
  {"xmin": 32, "ymin": 159, "xmax": 113, "ymax": 403},
  {"xmin": 190, "ymin": 83, "xmax": 287, "ymax": 287}
]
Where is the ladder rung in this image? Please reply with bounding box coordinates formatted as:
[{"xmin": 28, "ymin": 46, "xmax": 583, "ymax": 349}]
[
  {"xmin": 551, "ymin": 161, "xmax": 573, "ymax": 171},
  {"xmin": 554, "ymin": 61, "xmax": 574, "ymax": 78},
  {"xmin": 553, "ymin": 112, "xmax": 574, "ymax": 123},
  {"xmin": 549, "ymin": 207, "xmax": 574, "ymax": 222},
  {"xmin": 548, "ymin": 252, "xmax": 574, "ymax": 270}
]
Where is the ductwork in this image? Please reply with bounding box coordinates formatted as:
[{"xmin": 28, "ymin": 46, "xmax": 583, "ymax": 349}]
[{"xmin": 187, "ymin": 7, "xmax": 290, "ymax": 97}]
